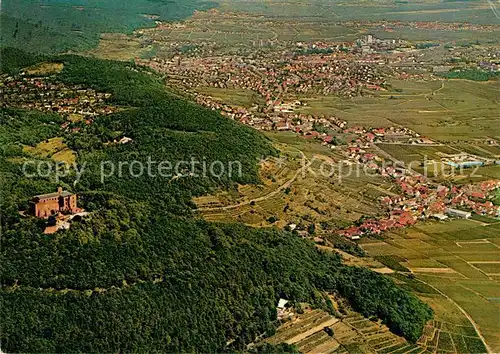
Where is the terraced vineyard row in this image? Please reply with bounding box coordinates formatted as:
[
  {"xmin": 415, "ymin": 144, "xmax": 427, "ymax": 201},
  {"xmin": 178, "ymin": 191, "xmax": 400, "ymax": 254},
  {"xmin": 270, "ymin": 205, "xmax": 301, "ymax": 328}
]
[
  {"xmin": 417, "ymin": 320, "xmax": 487, "ymax": 353},
  {"xmin": 264, "ymin": 307, "xmax": 430, "ymax": 354}
]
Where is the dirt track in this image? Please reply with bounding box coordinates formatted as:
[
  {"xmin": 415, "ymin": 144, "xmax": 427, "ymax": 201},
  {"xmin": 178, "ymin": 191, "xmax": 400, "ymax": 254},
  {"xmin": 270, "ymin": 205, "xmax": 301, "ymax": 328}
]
[{"xmin": 285, "ymin": 318, "xmax": 339, "ymax": 345}]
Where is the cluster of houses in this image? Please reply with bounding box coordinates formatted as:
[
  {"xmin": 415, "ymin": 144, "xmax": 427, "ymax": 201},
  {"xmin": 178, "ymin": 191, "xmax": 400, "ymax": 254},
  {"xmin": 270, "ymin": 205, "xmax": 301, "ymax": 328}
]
[
  {"xmin": 390, "ymin": 176, "xmax": 499, "ymax": 218},
  {"xmin": 194, "ymin": 85, "xmax": 499, "ymax": 241},
  {"xmin": 138, "ymin": 48, "xmax": 387, "ymax": 103},
  {"xmin": 449, "ymin": 181, "xmax": 500, "ymax": 216},
  {"xmin": 479, "ymin": 61, "xmax": 498, "ymax": 72},
  {"xmin": 134, "ymin": 12, "xmax": 498, "ymax": 101},
  {"xmin": 345, "ymin": 125, "xmax": 420, "ymax": 143},
  {"xmin": 337, "ymin": 210, "xmax": 417, "ymax": 239},
  {"xmin": 136, "ymin": 18, "xmax": 498, "ymax": 243},
  {"xmin": 193, "ymin": 87, "xmax": 428, "ymax": 154},
  {"xmin": 192, "ymin": 91, "xmax": 346, "ymax": 135},
  {"xmin": 0, "ymin": 75, "xmax": 117, "ymax": 119},
  {"xmin": 337, "ymin": 178, "xmax": 499, "ymax": 239}
]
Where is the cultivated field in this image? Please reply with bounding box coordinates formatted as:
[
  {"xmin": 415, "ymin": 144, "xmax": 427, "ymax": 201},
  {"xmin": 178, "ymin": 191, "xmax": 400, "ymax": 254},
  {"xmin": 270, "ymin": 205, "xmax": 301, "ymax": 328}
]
[
  {"xmin": 23, "ymin": 137, "xmax": 76, "ymax": 164},
  {"xmin": 89, "ymin": 33, "xmax": 147, "ymax": 61},
  {"xmin": 301, "ymin": 80, "xmax": 500, "ymax": 142},
  {"xmin": 360, "ymin": 219, "xmax": 500, "ymax": 352},
  {"xmin": 375, "ymin": 142, "xmax": 500, "ymax": 183},
  {"xmin": 219, "ymin": 0, "xmax": 500, "ymax": 25}
]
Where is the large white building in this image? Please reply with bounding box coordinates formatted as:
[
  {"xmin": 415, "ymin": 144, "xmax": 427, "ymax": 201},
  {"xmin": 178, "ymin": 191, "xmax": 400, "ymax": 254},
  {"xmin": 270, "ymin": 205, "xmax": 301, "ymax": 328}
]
[{"xmin": 445, "ymin": 208, "xmax": 472, "ymax": 219}]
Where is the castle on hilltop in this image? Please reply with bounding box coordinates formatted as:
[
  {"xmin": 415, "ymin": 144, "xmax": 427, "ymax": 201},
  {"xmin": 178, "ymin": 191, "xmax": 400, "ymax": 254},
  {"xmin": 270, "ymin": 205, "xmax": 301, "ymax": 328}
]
[{"xmin": 29, "ymin": 187, "xmax": 80, "ymax": 219}]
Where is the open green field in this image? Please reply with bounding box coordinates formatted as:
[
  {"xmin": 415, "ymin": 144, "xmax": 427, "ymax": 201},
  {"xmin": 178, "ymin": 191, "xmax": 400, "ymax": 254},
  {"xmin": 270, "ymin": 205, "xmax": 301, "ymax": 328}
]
[
  {"xmin": 264, "ymin": 131, "xmax": 342, "ymax": 157},
  {"xmin": 301, "ymin": 79, "xmax": 500, "ymax": 142},
  {"xmin": 412, "ymin": 163, "xmax": 500, "ymax": 184},
  {"xmin": 220, "ymin": 0, "xmax": 500, "ymax": 25},
  {"xmin": 414, "ymin": 220, "xmax": 500, "ymax": 240},
  {"xmin": 22, "ymin": 137, "xmax": 76, "ymax": 164},
  {"xmin": 374, "ymin": 140, "xmax": 500, "ymax": 183},
  {"xmin": 470, "ymin": 214, "xmax": 500, "ymax": 224},
  {"xmin": 361, "ymin": 219, "xmax": 500, "ymax": 352},
  {"xmin": 480, "ymin": 144, "xmax": 500, "ymax": 156},
  {"xmin": 456, "ymin": 143, "xmax": 500, "ymax": 158},
  {"xmin": 376, "ymin": 143, "xmax": 460, "ymax": 164},
  {"xmin": 471, "ymin": 262, "xmax": 500, "ymax": 275},
  {"xmin": 376, "ymin": 142, "xmax": 500, "ymax": 166},
  {"xmin": 450, "ymin": 165, "xmax": 500, "ymax": 184}
]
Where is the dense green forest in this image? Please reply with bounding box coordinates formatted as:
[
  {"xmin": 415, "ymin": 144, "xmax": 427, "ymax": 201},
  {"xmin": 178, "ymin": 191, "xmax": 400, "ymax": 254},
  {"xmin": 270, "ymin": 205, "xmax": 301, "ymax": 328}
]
[
  {"xmin": 0, "ymin": 47, "xmax": 46, "ymax": 75},
  {"xmin": 0, "ymin": 14, "xmax": 98, "ymax": 54},
  {"xmin": 440, "ymin": 68, "xmax": 500, "ymax": 81},
  {"xmin": 0, "ymin": 0, "xmax": 217, "ymax": 53},
  {"xmin": 1, "ymin": 49, "xmax": 433, "ymax": 352}
]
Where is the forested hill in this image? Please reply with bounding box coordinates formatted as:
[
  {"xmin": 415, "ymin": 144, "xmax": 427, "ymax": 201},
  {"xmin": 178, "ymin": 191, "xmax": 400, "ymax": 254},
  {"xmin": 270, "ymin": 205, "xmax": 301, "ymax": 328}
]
[
  {"xmin": 0, "ymin": 0, "xmax": 217, "ymax": 53},
  {"xmin": 1, "ymin": 49, "xmax": 277, "ymax": 213},
  {"xmin": 1, "ymin": 49, "xmax": 433, "ymax": 352}
]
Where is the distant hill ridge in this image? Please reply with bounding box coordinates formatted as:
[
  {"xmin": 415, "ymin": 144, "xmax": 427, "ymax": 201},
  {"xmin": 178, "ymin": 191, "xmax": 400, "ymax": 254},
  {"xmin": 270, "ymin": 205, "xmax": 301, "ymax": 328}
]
[{"xmin": 0, "ymin": 0, "xmax": 218, "ymax": 53}]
